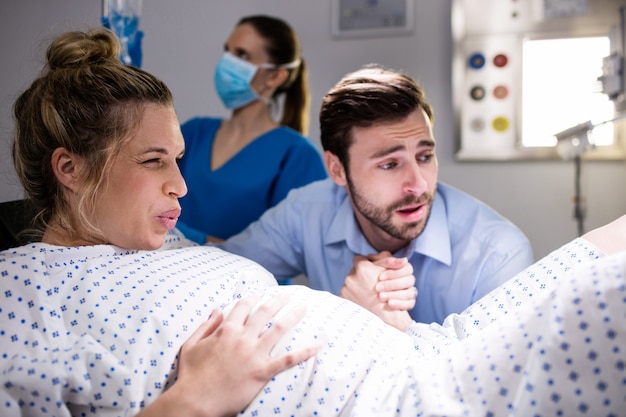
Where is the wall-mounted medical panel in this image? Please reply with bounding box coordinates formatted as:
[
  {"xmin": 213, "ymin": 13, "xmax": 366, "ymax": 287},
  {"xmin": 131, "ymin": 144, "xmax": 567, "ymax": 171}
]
[
  {"xmin": 459, "ymin": 35, "xmax": 520, "ymax": 159},
  {"xmin": 452, "ymin": 0, "xmax": 626, "ymax": 161}
]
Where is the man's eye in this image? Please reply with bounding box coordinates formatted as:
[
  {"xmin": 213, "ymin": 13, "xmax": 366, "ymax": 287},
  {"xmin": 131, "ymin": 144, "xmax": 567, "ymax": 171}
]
[
  {"xmin": 380, "ymin": 162, "xmax": 397, "ymax": 170},
  {"xmin": 418, "ymin": 154, "xmax": 433, "ymax": 163}
]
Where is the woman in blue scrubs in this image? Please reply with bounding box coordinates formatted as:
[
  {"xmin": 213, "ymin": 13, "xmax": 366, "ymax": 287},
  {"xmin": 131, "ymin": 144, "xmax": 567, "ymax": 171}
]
[{"xmin": 177, "ymin": 15, "xmax": 327, "ymax": 245}]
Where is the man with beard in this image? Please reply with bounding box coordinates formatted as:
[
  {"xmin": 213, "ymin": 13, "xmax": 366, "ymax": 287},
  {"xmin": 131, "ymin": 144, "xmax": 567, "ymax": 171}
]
[{"xmin": 218, "ymin": 64, "xmax": 533, "ymax": 330}]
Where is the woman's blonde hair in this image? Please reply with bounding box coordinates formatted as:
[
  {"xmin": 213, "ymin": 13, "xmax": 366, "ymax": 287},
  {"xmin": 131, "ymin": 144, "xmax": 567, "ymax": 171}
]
[{"xmin": 12, "ymin": 28, "xmax": 173, "ymax": 242}]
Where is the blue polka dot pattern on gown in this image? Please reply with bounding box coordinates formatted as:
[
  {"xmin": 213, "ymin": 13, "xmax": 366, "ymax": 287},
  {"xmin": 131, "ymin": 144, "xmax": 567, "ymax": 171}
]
[
  {"xmin": 406, "ymin": 238, "xmax": 626, "ymax": 416},
  {"xmin": 1, "ymin": 233, "xmax": 625, "ymax": 416}
]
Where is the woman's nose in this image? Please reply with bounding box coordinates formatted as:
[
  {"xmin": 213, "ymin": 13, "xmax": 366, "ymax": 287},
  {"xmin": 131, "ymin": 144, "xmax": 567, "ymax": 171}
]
[{"xmin": 167, "ymin": 166, "xmax": 188, "ymax": 198}]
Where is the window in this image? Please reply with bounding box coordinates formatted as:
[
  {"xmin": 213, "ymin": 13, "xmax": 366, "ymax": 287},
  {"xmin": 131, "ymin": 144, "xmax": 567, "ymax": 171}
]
[{"xmin": 521, "ymin": 36, "xmax": 613, "ymax": 148}]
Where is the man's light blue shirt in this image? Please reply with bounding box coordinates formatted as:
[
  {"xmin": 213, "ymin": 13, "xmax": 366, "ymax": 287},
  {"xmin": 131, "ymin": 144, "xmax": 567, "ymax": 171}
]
[{"xmin": 219, "ymin": 179, "xmax": 533, "ymax": 324}]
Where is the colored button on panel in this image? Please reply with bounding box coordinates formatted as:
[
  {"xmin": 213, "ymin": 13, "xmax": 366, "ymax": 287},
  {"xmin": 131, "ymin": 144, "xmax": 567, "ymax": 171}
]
[
  {"xmin": 492, "ymin": 116, "xmax": 510, "ymax": 132},
  {"xmin": 493, "ymin": 85, "xmax": 509, "ymax": 99},
  {"xmin": 493, "ymin": 53, "xmax": 508, "ymax": 68},
  {"xmin": 470, "ymin": 85, "xmax": 486, "ymax": 101},
  {"xmin": 468, "ymin": 52, "xmax": 486, "ymax": 69},
  {"xmin": 470, "ymin": 117, "xmax": 485, "ymax": 132}
]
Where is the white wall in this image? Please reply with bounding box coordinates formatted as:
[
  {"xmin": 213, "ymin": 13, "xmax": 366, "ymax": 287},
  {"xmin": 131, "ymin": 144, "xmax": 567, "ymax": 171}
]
[{"xmin": 1, "ymin": 0, "xmax": 625, "ymax": 260}]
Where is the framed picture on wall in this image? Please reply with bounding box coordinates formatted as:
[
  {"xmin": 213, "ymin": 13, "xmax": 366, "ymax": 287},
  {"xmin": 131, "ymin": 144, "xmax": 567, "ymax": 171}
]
[{"xmin": 330, "ymin": 0, "xmax": 415, "ymax": 40}]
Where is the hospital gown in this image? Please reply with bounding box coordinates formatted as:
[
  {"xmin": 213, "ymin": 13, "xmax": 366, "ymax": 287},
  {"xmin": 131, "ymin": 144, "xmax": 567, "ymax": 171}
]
[{"xmin": 0, "ymin": 234, "xmax": 624, "ymax": 416}]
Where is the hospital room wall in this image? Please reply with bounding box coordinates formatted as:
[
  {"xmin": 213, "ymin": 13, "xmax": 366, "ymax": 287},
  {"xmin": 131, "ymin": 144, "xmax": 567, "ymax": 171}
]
[{"xmin": 0, "ymin": 0, "xmax": 625, "ymax": 260}]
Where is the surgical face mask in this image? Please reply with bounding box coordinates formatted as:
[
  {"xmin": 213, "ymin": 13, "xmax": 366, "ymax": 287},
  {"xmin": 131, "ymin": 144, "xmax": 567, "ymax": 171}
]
[
  {"xmin": 214, "ymin": 52, "xmax": 259, "ymax": 110},
  {"xmin": 214, "ymin": 51, "xmax": 301, "ymax": 110}
]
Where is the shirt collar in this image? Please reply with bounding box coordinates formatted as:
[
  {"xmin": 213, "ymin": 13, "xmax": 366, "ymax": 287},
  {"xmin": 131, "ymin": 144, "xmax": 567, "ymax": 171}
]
[
  {"xmin": 325, "ymin": 186, "xmax": 452, "ymax": 265},
  {"xmin": 326, "ymin": 191, "xmax": 374, "ymax": 254},
  {"xmin": 405, "ymin": 193, "xmax": 452, "ymax": 265}
]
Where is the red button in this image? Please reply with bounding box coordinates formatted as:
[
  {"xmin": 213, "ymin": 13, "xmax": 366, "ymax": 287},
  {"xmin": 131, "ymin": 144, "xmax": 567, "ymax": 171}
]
[{"xmin": 493, "ymin": 54, "xmax": 508, "ymax": 68}]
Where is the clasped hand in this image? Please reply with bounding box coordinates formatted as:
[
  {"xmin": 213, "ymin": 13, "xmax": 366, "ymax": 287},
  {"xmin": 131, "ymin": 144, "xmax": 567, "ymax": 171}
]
[{"xmin": 340, "ymin": 251, "xmax": 416, "ymax": 331}]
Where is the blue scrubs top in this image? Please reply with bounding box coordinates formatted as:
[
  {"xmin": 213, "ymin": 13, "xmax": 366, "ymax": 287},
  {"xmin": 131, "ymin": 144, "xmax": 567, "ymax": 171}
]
[{"xmin": 177, "ymin": 117, "xmax": 327, "ymax": 243}]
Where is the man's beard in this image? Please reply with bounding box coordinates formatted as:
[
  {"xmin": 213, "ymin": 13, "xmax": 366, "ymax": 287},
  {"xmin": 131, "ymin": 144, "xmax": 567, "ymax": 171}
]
[{"xmin": 346, "ymin": 173, "xmax": 433, "ymax": 241}]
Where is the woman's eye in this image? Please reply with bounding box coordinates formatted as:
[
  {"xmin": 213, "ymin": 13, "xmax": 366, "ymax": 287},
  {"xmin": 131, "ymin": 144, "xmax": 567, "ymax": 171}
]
[{"xmin": 233, "ymin": 51, "xmax": 250, "ymax": 61}]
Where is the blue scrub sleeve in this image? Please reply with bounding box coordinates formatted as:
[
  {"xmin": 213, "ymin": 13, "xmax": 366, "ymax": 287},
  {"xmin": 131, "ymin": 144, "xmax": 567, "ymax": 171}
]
[{"xmin": 270, "ymin": 143, "xmax": 327, "ymax": 206}]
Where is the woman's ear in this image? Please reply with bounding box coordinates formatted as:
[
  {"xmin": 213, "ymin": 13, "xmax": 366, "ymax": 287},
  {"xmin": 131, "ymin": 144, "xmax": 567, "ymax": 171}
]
[
  {"xmin": 266, "ymin": 67, "xmax": 289, "ymax": 91},
  {"xmin": 324, "ymin": 150, "xmax": 347, "ymax": 187},
  {"xmin": 50, "ymin": 147, "xmax": 85, "ymax": 193}
]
